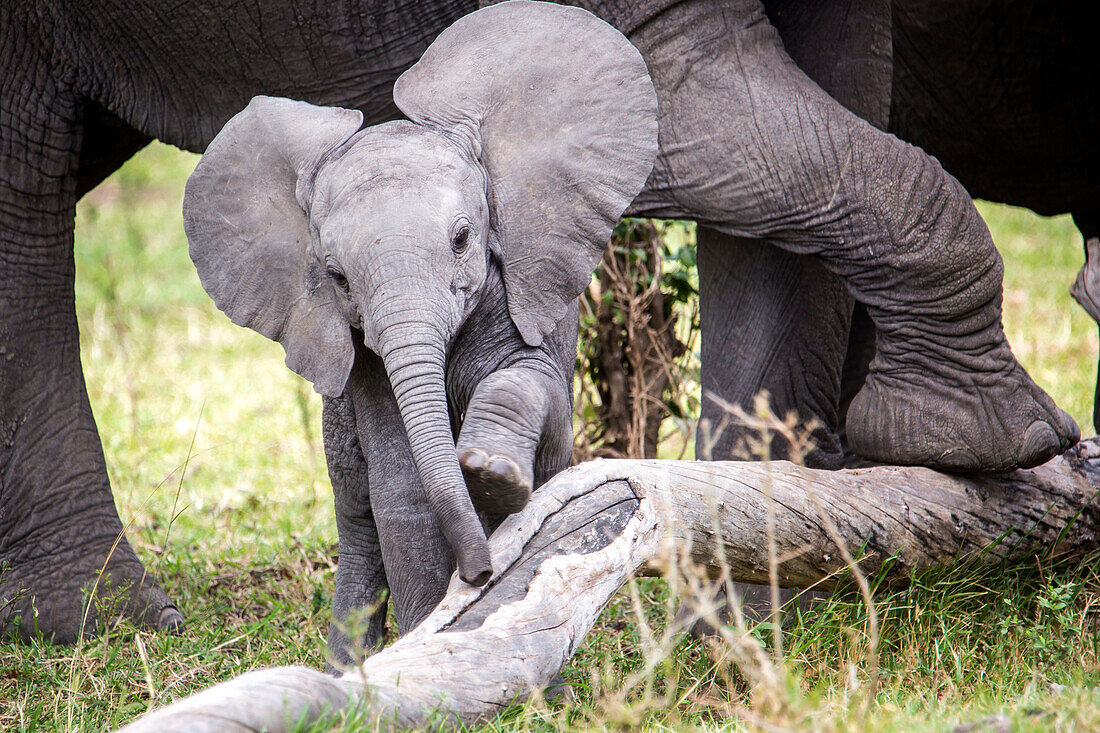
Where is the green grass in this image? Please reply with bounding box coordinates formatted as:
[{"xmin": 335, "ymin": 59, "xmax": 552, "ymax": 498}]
[
  {"xmin": 1, "ymin": 142, "xmax": 1098, "ymax": 730},
  {"xmin": 986, "ymin": 200, "xmax": 1095, "ymax": 436}
]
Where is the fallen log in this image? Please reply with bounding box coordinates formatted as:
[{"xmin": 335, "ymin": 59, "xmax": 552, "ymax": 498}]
[{"xmin": 119, "ymin": 445, "xmax": 1100, "ymax": 732}]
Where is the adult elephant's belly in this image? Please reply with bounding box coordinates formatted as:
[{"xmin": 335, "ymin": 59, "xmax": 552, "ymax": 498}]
[
  {"xmin": 78, "ymin": 0, "xmax": 477, "ymax": 155},
  {"xmin": 889, "ymin": 0, "xmax": 1100, "ymax": 217}
]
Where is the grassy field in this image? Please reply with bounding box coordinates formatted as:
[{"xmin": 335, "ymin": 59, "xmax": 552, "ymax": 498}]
[{"xmin": 1, "ymin": 142, "xmax": 1098, "ymax": 731}]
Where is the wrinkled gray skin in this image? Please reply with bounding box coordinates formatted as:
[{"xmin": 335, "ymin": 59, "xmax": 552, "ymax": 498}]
[
  {"xmin": 710, "ymin": 0, "xmax": 1099, "ymax": 469},
  {"xmin": 2, "ymin": 0, "xmax": 1089, "ymax": 644},
  {"xmin": 181, "ymin": 4, "xmax": 644, "ymax": 657}
]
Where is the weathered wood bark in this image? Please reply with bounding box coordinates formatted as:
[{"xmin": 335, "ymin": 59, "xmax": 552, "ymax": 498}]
[{"xmin": 119, "ymin": 447, "xmax": 1100, "ymax": 732}]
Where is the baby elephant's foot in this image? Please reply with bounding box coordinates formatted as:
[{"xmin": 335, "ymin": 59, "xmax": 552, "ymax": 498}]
[
  {"xmin": 458, "ymin": 447, "xmax": 533, "ymax": 515},
  {"xmin": 457, "ymin": 368, "xmax": 565, "ymax": 515},
  {"xmin": 847, "ymin": 354, "xmax": 1079, "ymax": 472}
]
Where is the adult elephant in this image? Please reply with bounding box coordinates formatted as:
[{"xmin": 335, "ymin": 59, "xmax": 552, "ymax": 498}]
[{"xmin": 1, "ymin": 0, "xmax": 1079, "ymax": 643}]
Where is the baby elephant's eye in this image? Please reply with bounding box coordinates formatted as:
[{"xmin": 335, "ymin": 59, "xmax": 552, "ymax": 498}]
[
  {"xmin": 451, "ymin": 225, "xmax": 471, "ymax": 254},
  {"xmin": 326, "ymin": 263, "xmax": 350, "ymax": 293}
]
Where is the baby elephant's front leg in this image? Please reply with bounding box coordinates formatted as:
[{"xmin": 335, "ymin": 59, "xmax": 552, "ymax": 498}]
[
  {"xmin": 447, "ymin": 268, "xmax": 578, "ymax": 517},
  {"xmin": 458, "ymin": 365, "xmax": 573, "ymax": 515}
]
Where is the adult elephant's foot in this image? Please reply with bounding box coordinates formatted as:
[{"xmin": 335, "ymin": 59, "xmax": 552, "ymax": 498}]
[
  {"xmin": 0, "ymin": 345, "xmax": 183, "ymax": 643},
  {"xmin": 1, "ymin": 531, "xmax": 181, "ymax": 643},
  {"xmin": 456, "ymin": 366, "xmax": 572, "ymax": 516},
  {"xmin": 846, "ymin": 351, "xmax": 1079, "ymax": 472},
  {"xmin": 0, "ymin": 343, "xmax": 182, "ymax": 643}
]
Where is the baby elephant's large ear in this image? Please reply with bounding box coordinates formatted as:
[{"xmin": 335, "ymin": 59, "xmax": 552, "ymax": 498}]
[
  {"xmin": 184, "ymin": 96, "xmax": 363, "ymax": 396},
  {"xmin": 394, "ymin": 0, "xmax": 658, "ymax": 346}
]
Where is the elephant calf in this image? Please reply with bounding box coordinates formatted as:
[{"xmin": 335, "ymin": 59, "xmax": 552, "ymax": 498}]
[
  {"xmin": 322, "ymin": 261, "xmax": 576, "ymax": 665},
  {"xmin": 181, "ymin": 2, "xmax": 656, "ymax": 636}
]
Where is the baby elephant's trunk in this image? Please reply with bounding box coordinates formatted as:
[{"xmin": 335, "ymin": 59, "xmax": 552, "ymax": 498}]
[{"xmin": 376, "ymin": 328, "xmax": 492, "ymax": 586}]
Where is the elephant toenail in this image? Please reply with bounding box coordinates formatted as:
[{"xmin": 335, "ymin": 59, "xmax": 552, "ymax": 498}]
[
  {"xmin": 489, "ymin": 458, "xmax": 518, "ymax": 480},
  {"xmin": 158, "ymin": 606, "xmax": 185, "ymax": 633},
  {"xmin": 1057, "ymin": 409, "xmax": 1081, "ymax": 448},
  {"xmin": 459, "ymin": 448, "xmax": 486, "ymax": 470},
  {"xmin": 1020, "ymin": 421, "xmax": 1060, "ymax": 468}
]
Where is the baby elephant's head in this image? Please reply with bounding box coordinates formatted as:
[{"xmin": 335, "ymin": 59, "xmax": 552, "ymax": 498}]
[
  {"xmin": 183, "ymin": 0, "xmax": 657, "ymax": 587},
  {"xmin": 305, "ymin": 122, "xmax": 491, "ymax": 358}
]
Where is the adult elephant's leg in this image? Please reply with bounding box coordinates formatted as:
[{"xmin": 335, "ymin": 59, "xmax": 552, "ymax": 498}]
[
  {"xmin": 693, "ymin": 229, "xmax": 849, "ymax": 631},
  {"xmin": 761, "ymin": 0, "xmax": 887, "ymax": 462},
  {"xmin": 0, "ymin": 57, "xmax": 179, "ymax": 641},
  {"xmin": 322, "ymin": 392, "xmax": 388, "ymax": 669},
  {"xmin": 696, "ymin": 227, "xmax": 850, "ymax": 469},
  {"xmin": 687, "ymin": 0, "xmax": 887, "ymax": 626},
  {"xmin": 837, "ymin": 302, "xmax": 876, "ymax": 453},
  {"xmin": 345, "ymin": 347, "xmax": 454, "ymax": 638},
  {"xmin": 629, "ymin": 0, "xmax": 1078, "ymax": 471},
  {"xmin": 1070, "ymin": 212, "xmax": 1100, "ymax": 434}
]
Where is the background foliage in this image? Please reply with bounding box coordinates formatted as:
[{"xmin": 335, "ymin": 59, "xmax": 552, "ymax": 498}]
[
  {"xmin": 574, "ymin": 218, "xmax": 699, "ymax": 461},
  {"xmin": 2, "ymin": 143, "xmax": 1098, "ymax": 730}
]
